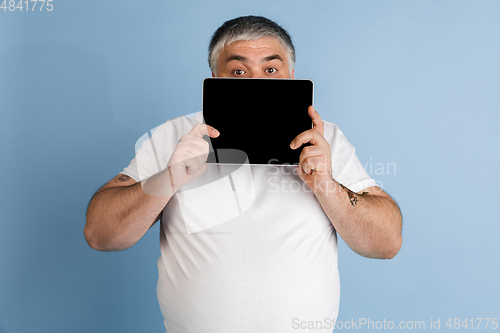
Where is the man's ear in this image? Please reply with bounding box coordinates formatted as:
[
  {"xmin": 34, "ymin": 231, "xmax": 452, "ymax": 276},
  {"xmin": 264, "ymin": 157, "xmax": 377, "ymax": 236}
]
[
  {"xmin": 291, "ymin": 68, "xmax": 295, "ymax": 79},
  {"xmin": 211, "ymin": 71, "xmax": 215, "ymax": 78}
]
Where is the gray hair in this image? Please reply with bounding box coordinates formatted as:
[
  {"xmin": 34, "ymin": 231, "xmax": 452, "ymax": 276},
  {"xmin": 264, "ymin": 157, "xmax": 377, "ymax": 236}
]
[{"xmin": 208, "ymin": 16, "xmax": 296, "ymax": 76}]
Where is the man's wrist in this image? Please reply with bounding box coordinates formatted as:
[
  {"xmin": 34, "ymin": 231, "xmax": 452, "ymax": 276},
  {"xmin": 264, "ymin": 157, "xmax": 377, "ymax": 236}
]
[
  {"xmin": 310, "ymin": 175, "xmax": 339, "ymax": 197},
  {"xmin": 141, "ymin": 167, "xmax": 177, "ymax": 197}
]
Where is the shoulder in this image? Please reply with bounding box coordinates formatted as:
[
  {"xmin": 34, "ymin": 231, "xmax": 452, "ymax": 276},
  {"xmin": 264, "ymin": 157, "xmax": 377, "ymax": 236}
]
[
  {"xmin": 136, "ymin": 111, "xmax": 203, "ymax": 149},
  {"xmin": 321, "ymin": 120, "xmax": 354, "ymax": 149},
  {"xmin": 125, "ymin": 112, "xmax": 204, "ymax": 181},
  {"xmin": 321, "ymin": 119, "xmax": 340, "ymax": 135},
  {"xmin": 151, "ymin": 111, "xmax": 203, "ymax": 138},
  {"xmin": 134, "ymin": 111, "xmax": 203, "ymax": 156}
]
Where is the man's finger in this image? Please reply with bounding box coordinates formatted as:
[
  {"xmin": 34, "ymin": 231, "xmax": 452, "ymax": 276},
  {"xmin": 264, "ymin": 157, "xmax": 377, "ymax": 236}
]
[
  {"xmin": 309, "ymin": 106, "xmax": 324, "ymax": 136},
  {"xmin": 180, "ymin": 140, "xmax": 209, "ymax": 166},
  {"xmin": 290, "ymin": 129, "xmax": 326, "ymax": 149},
  {"xmin": 188, "ymin": 123, "xmax": 220, "ymax": 138},
  {"xmin": 298, "ymin": 145, "xmax": 324, "ymax": 164},
  {"xmin": 300, "ymin": 155, "xmax": 327, "ymax": 175},
  {"xmin": 183, "ymin": 155, "xmax": 203, "ymax": 175}
]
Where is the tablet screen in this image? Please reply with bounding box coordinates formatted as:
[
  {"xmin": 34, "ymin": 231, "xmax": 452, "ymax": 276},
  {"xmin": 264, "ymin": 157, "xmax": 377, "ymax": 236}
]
[{"xmin": 202, "ymin": 78, "xmax": 313, "ymax": 165}]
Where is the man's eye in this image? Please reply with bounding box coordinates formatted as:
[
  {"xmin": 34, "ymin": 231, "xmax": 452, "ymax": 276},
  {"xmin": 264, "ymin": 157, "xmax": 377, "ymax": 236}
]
[
  {"xmin": 266, "ymin": 68, "xmax": 277, "ymax": 74},
  {"xmin": 233, "ymin": 69, "xmax": 245, "ymax": 75}
]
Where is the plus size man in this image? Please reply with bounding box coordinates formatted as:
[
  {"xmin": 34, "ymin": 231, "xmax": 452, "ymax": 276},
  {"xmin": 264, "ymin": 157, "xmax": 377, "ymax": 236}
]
[{"xmin": 85, "ymin": 15, "xmax": 402, "ymax": 333}]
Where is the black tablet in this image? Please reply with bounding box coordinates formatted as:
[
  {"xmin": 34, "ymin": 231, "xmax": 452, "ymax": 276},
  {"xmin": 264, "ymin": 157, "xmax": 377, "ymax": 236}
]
[{"xmin": 202, "ymin": 78, "xmax": 313, "ymax": 165}]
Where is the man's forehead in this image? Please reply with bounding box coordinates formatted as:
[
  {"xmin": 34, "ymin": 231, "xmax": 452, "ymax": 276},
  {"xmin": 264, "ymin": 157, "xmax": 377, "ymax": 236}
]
[
  {"xmin": 222, "ymin": 38, "xmax": 286, "ymax": 53},
  {"xmin": 220, "ymin": 38, "xmax": 289, "ymax": 62}
]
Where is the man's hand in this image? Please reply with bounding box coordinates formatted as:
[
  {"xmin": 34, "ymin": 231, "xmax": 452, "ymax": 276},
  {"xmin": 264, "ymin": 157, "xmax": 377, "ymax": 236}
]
[
  {"xmin": 85, "ymin": 123, "xmax": 220, "ymax": 251},
  {"xmin": 289, "ymin": 106, "xmax": 402, "ymax": 259},
  {"xmin": 290, "ymin": 106, "xmax": 332, "ymax": 193},
  {"xmin": 167, "ymin": 123, "xmax": 220, "ymax": 192}
]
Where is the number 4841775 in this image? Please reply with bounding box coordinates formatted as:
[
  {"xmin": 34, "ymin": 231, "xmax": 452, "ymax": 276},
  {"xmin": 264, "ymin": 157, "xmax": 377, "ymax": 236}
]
[
  {"xmin": 1, "ymin": 0, "xmax": 54, "ymax": 11},
  {"xmin": 445, "ymin": 318, "xmax": 499, "ymax": 330}
]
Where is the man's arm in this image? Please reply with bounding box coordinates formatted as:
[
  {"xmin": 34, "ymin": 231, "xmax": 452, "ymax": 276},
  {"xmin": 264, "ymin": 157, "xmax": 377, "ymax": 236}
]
[
  {"xmin": 291, "ymin": 106, "xmax": 402, "ymax": 259},
  {"xmin": 312, "ymin": 182, "xmax": 402, "ymax": 259},
  {"xmin": 84, "ymin": 123, "xmax": 220, "ymax": 252},
  {"xmin": 84, "ymin": 173, "xmax": 171, "ymax": 251}
]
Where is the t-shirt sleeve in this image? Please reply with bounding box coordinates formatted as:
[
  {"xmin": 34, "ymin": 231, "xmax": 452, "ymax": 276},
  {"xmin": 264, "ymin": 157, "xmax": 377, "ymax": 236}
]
[
  {"xmin": 120, "ymin": 113, "xmax": 203, "ymax": 182},
  {"xmin": 121, "ymin": 123, "xmax": 177, "ymax": 182},
  {"xmin": 323, "ymin": 121, "xmax": 378, "ymax": 193}
]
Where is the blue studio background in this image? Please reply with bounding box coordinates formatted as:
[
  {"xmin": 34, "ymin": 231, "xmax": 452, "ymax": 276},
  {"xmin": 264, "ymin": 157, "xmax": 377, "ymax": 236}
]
[{"xmin": 1, "ymin": 1, "xmax": 499, "ymax": 332}]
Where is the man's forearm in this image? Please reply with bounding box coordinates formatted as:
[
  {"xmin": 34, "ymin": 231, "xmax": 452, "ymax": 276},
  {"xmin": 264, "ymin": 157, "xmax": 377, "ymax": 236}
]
[
  {"xmin": 85, "ymin": 175, "xmax": 172, "ymax": 251},
  {"xmin": 313, "ymin": 178, "xmax": 402, "ymax": 259}
]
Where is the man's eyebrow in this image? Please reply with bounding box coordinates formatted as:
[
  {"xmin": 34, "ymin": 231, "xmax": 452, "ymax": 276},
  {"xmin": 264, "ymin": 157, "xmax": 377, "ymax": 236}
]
[
  {"xmin": 262, "ymin": 54, "xmax": 284, "ymax": 63},
  {"xmin": 225, "ymin": 55, "xmax": 247, "ymax": 63},
  {"xmin": 225, "ymin": 54, "xmax": 285, "ymax": 64}
]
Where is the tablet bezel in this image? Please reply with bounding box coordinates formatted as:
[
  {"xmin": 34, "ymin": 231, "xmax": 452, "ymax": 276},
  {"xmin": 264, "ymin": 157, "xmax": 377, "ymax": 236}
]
[{"xmin": 202, "ymin": 77, "xmax": 314, "ymax": 166}]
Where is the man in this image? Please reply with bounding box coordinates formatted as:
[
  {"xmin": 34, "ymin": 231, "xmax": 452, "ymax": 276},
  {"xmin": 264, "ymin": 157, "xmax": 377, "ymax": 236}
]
[{"xmin": 85, "ymin": 16, "xmax": 402, "ymax": 332}]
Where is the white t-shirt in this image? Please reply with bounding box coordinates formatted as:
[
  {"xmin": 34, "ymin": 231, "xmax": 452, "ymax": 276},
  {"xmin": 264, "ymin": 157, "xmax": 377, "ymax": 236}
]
[{"xmin": 122, "ymin": 111, "xmax": 377, "ymax": 333}]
